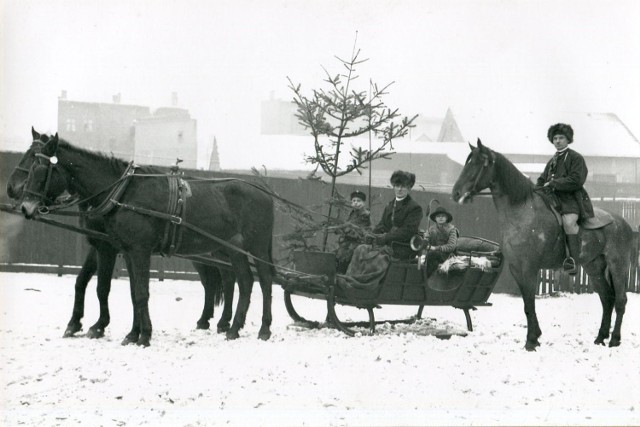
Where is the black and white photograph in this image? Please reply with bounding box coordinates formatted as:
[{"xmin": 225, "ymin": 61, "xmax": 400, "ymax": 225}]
[{"xmin": 1, "ymin": 1, "xmax": 639, "ymax": 426}]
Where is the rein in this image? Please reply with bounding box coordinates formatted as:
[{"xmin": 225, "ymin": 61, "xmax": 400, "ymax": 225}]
[{"xmin": 461, "ymin": 150, "xmax": 495, "ymax": 200}]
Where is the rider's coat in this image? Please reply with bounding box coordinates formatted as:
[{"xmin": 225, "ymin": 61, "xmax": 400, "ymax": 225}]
[{"xmin": 536, "ymin": 148, "xmax": 594, "ymax": 219}]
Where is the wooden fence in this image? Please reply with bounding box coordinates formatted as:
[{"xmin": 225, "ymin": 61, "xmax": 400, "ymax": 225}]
[{"xmin": 1, "ymin": 151, "xmax": 639, "ymax": 294}]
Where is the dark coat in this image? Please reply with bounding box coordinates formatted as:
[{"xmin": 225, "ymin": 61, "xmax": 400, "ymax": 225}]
[
  {"xmin": 536, "ymin": 148, "xmax": 594, "ymax": 219},
  {"xmin": 335, "ymin": 208, "xmax": 371, "ymax": 274},
  {"xmin": 341, "ymin": 208, "xmax": 371, "ymax": 243},
  {"xmin": 373, "ymin": 195, "xmax": 423, "ymax": 246}
]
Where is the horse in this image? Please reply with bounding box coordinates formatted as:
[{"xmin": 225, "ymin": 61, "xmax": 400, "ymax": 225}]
[
  {"xmin": 7, "ymin": 128, "xmax": 236, "ymax": 338},
  {"xmin": 17, "ymin": 133, "xmax": 275, "ymax": 346},
  {"xmin": 452, "ymin": 140, "xmax": 635, "ymax": 350}
]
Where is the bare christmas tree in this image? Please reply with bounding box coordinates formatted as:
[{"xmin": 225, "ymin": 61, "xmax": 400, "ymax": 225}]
[{"xmin": 287, "ymin": 37, "xmax": 417, "ymax": 249}]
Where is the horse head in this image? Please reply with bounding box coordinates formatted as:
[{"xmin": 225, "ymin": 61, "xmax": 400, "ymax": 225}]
[
  {"xmin": 451, "ymin": 138, "xmax": 496, "ymax": 204},
  {"xmin": 6, "ymin": 127, "xmax": 51, "ymax": 201},
  {"xmin": 20, "ymin": 133, "xmax": 68, "ymax": 219}
]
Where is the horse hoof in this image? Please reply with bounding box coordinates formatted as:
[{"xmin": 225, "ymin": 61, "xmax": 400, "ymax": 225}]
[
  {"xmin": 608, "ymin": 339, "xmax": 621, "ymax": 348},
  {"xmin": 121, "ymin": 333, "xmax": 139, "ymax": 346},
  {"xmin": 196, "ymin": 321, "xmax": 210, "ymax": 330},
  {"xmin": 524, "ymin": 342, "xmax": 539, "ymax": 351},
  {"xmin": 594, "ymin": 338, "xmax": 606, "ymax": 345},
  {"xmin": 63, "ymin": 328, "xmax": 79, "ymax": 338},
  {"xmin": 63, "ymin": 323, "xmax": 82, "ymax": 337},
  {"xmin": 226, "ymin": 330, "xmax": 240, "ymax": 340},
  {"xmin": 217, "ymin": 323, "xmax": 230, "ymax": 333},
  {"xmin": 136, "ymin": 337, "xmax": 151, "ymax": 347},
  {"xmin": 87, "ymin": 328, "xmax": 105, "ymax": 339},
  {"xmin": 258, "ymin": 330, "xmax": 271, "ymax": 341}
]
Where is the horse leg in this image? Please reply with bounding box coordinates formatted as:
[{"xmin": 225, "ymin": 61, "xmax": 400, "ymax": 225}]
[
  {"xmin": 192, "ymin": 262, "xmax": 218, "ymax": 330},
  {"xmin": 606, "ymin": 262, "xmax": 628, "ymax": 347},
  {"xmin": 509, "ymin": 262, "xmax": 542, "ymax": 351},
  {"xmin": 582, "ymin": 256, "xmax": 613, "ymax": 345},
  {"xmin": 86, "ymin": 244, "xmax": 118, "ymax": 339},
  {"xmin": 226, "ymin": 254, "xmax": 254, "ymax": 340},
  {"xmin": 255, "ymin": 261, "xmax": 273, "ymax": 341},
  {"xmin": 127, "ymin": 249, "xmax": 153, "ymax": 347},
  {"xmin": 217, "ymin": 269, "xmax": 236, "ymax": 333},
  {"xmin": 121, "ymin": 254, "xmax": 140, "ymax": 345},
  {"xmin": 64, "ymin": 247, "xmax": 98, "ymax": 337}
]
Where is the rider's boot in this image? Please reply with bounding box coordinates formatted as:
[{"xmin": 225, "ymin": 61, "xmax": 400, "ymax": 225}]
[{"xmin": 563, "ymin": 234, "xmax": 580, "ymax": 275}]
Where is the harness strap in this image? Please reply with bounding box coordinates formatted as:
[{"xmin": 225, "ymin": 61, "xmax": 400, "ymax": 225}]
[
  {"xmin": 113, "ymin": 200, "xmax": 266, "ymax": 265},
  {"xmin": 88, "ymin": 162, "xmax": 139, "ymax": 217},
  {"xmin": 161, "ymin": 175, "xmax": 180, "ymax": 256},
  {"xmin": 160, "ymin": 176, "xmax": 190, "ymax": 257},
  {"xmin": 171, "ymin": 181, "xmax": 188, "ymax": 254}
]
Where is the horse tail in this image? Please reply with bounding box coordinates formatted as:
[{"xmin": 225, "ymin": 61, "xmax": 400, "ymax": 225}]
[
  {"xmin": 212, "ymin": 270, "xmax": 225, "ymax": 307},
  {"xmin": 268, "ymin": 235, "xmax": 275, "ymax": 275},
  {"xmin": 194, "ymin": 262, "xmax": 225, "ymax": 307}
]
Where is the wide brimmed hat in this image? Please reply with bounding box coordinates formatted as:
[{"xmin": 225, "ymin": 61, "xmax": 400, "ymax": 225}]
[
  {"xmin": 547, "ymin": 123, "xmax": 574, "ymax": 143},
  {"xmin": 429, "ymin": 206, "xmax": 453, "ymax": 223},
  {"xmin": 350, "ymin": 190, "xmax": 366, "ymax": 202},
  {"xmin": 390, "ymin": 170, "xmax": 416, "ymax": 188}
]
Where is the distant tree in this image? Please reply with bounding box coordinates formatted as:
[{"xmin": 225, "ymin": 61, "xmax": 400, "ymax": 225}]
[{"xmin": 287, "ymin": 37, "xmax": 417, "ymax": 249}]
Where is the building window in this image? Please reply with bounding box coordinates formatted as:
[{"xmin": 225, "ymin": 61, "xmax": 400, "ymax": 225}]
[
  {"xmin": 84, "ymin": 120, "xmax": 93, "ymax": 132},
  {"xmin": 65, "ymin": 118, "xmax": 76, "ymax": 132}
]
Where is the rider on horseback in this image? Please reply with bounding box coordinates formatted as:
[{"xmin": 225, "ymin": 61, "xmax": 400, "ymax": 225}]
[{"xmin": 536, "ymin": 123, "xmax": 594, "ymax": 275}]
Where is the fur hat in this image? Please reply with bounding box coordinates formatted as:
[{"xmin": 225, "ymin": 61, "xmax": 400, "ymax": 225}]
[
  {"xmin": 547, "ymin": 123, "xmax": 574, "ymax": 143},
  {"xmin": 390, "ymin": 170, "xmax": 416, "ymax": 188},
  {"xmin": 350, "ymin": 190, "xmax": 366, "ymax": 202},
  {"xmin": 429, "ymin": 206, "xmax": 453, "ymax": 223}
]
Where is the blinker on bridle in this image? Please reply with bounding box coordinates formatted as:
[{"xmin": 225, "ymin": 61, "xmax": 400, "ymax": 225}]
[
  {"xmin": 23, "ymin": 149, "xmax": 60, "ymax": 207},
  {"xmin": 12, "ymin": 139, "xmax": 47, "ymax": 174}
]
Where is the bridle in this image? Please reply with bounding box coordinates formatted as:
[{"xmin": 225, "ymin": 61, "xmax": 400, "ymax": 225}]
[
  {"xmin": 462, "ymin": 149, "xmax": 495, "ymax": 200},
  {"xmin": 10, "ymin": 139, "xmax": 46, "ymax": 177},
  {"xmin": 22, "ymin": 144, "xmax": 62, "ymax": 206}
]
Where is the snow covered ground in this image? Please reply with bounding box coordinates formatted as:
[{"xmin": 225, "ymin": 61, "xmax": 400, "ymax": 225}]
[{"xmin": 1, "ymin": 272, "xmax": 639, "ymax": 427}]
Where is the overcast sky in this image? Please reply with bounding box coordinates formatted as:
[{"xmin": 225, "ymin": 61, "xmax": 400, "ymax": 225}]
[{"xmin": 2, "ymin": 0, "xmax": 639, "ymax": 168}]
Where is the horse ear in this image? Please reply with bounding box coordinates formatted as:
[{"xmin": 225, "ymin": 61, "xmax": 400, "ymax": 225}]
[
  {"xmin": 477, "ymin": 138, "xmax": 483, "ymax": 148},
  {"xmin": 43, "ymin": 133, "xmax": 59, "ymax": 156},
  {"xmin": 31, "ymin": 126, "xmax": 40, "ymax": 140},
  {"xmin": 468, "ymin": 141, "xmax": 475, "ymax": 151}
]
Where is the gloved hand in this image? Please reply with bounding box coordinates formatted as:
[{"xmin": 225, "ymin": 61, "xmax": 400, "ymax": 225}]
[{"xmin": 365, "ymin": 233, "xmax": 384, "ymax": 245}]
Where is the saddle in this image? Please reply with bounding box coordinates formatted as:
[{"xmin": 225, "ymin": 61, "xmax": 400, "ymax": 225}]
[
  {"xmin": 539, "ymin": 191, "xmax": 613, "ymax": 230},
  {"xmin": 579, "ymin": 208, "xmax": 614, "ymax": 230}
]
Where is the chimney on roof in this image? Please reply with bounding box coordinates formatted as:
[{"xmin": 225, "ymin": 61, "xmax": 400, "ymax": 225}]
[
  {"xmin": 59, "ymin": 90, "xmax": 67, "ymax": 100},
  {"xmin": 171, "ymin": 92, "xmax": 178, "ymax": 107},
  {"xmin": 113, "ymin": 93, "xmax": 121, "ymax": 104}
]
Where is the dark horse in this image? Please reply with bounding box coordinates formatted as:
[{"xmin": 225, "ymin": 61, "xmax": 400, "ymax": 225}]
[
  {"xmin": 452, "ymin": 140, "xmax": 635, "ymax": 350},
  {"xmin": 18, "ymin": 133, "xmax": 275, "ymax": 346},
  {"xmin": 7, "ymin": 129, "xmax": 236, "ymax": 338}
]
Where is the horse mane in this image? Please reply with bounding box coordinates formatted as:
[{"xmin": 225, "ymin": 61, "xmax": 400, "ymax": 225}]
[
  {"xmin": 491, "ymin": 150, "xmax": 535, "ymax": 205},
  {"xmin": 57, "ymin": 138, "xmax": 133, "ymax": 174}
]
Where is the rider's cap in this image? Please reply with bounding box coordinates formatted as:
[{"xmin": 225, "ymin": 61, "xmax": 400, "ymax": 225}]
[{"xmin": 547, "ymin": 123, "xmax": 574, "ymax": 143}]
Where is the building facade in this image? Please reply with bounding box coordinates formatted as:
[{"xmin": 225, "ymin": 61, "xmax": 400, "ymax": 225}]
[
  {"xmin": 58, "ymin": 94, "xmax": 150, "ymax": 159},
  {"xmin": 57, "ymin": 94, "xmax": 198, "ymax": 169}
]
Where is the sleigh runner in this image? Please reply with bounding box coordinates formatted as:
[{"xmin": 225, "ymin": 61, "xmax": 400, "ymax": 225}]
[{"xmin": 278, "ymin": 236, "xmax": 503, "ymax": 336}]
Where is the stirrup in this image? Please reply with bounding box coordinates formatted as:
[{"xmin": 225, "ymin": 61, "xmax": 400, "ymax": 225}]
[{"xmin": 563, "ymin": 257, "xmax": 577, "ymax": 275}]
